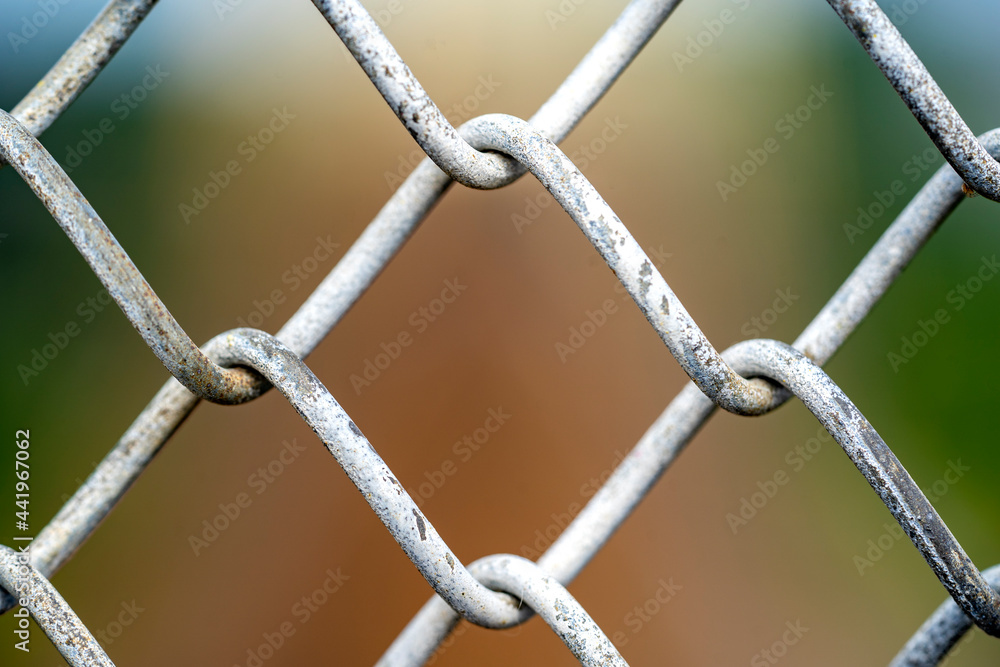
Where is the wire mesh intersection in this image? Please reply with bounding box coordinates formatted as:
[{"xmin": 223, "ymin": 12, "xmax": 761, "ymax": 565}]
[{"xmin": 2, "ymin": 0, "xmax": 999, "ymax": 665}]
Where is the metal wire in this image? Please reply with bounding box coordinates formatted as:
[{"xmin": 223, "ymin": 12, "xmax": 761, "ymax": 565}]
[
  {"xmin": 0, "ymin": 546, "xmax": 113, "ymax": 666},
  {"xmin": 6, "ymin": 0, "xmax": 159, "ymax": 144},
  {"xmin": 379, "ymin": 128, "xmax": 1000, "ymax": 667},
  {"xmin": 2, "ymin": 0, "xmax": 999, "ymax": 664},
  {"xmin": 825, "ymin": 0, "xmax": 1000, "ymax": 203},
  {"xmin": 0, "ymin": 110, "xmax": 268, "ymax": 405},
  {"xmin": 890, "ymin": 565, "xmax": 1000, "ymax": 667},
  {"xmin": 2, "ymin": 0, "xmax": 686, "ymax": 607}
]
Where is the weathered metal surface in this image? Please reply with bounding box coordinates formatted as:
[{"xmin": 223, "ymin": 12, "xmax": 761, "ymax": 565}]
[
  {"xmin": 4, "ymin": 0, "xmax": 685, "ymax": 615},
  {"xmin": 379, "ymin": 131, "xmax": 1000, "ymax": 666},
  {"xmin": 826, "ymin": 0, "xmax": 1000, "ymax": 202},
  {"xmin": 0, "ymin": 546, "xmax": 114, "ymax": 666},
  {"xmin": 890, "ymin": 565, "xmax": 1000, "ymax": 667},
  {"xmin": 0, "ymin": 110, "xmax": 267, "ymax": 405},
  {"xmin": 1, "ymin": 0, "xmax": 999, "ymax": 664},
  {"xmin": 8, "ymin": 0, "xmax": 159, "ymax": 141}
]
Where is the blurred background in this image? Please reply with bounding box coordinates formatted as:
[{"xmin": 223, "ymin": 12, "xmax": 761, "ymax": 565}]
[{"xmin": 2, "ymin": 0, "xmax": 1000, "ymax": 664}]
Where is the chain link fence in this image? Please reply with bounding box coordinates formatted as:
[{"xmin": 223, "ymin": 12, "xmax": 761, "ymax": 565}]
[{"xmin": 2, "ymin": 0, "xmax": 1000, "ymax": 664}]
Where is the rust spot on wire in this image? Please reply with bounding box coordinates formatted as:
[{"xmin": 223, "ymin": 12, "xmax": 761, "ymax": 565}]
[{"xmin": 412, "ymin": 509, "xmax": 427, "ymax": 541}]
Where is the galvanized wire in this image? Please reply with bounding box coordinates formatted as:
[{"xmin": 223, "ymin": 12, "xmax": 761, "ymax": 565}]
[
  {"xmin": 0, "ymin": 546, "xmax": 114, "ymax": 666},
  {"xmin": 891, "ymin": 565, "xmax": 1000, "ymax": 667},
  {"xmin": 825, "ymin": 0, "xmax": 1000, "ymax": 203},
  {"xmin": 0, "ymin": 110, "xmax": 268, "ymax": 405},
  {"xmin": 6, "ymin": 0, "xmax": 159, "ymax": 143},
  {"xmin": 3, "ymin": 0, "xmax": 685, "ymax": 607},
  {"xmin": 1, "ymin": 0, "xmax": 999, "ymax": 665},
  {"xmin": 379, "ymin": 129, "xmax": 1000, "ymax": 666}
]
